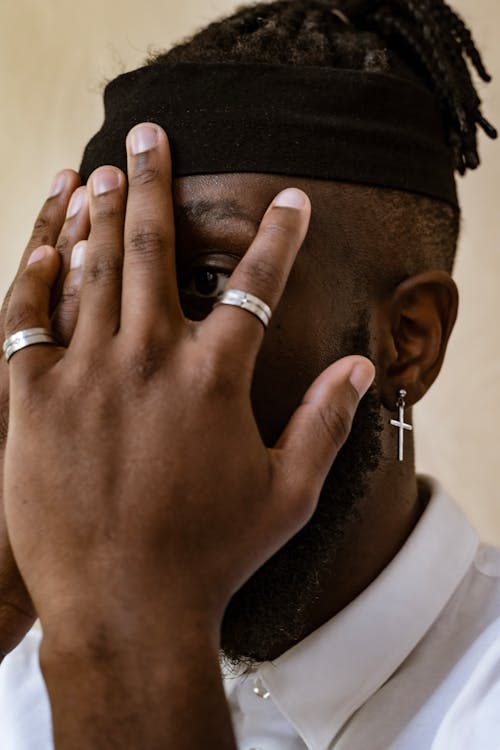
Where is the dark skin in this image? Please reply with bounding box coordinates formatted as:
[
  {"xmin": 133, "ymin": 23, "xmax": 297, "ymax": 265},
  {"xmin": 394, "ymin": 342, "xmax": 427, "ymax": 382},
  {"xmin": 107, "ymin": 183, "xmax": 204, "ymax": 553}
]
[
  {"xmin": 0, "ymin": 171, "xmax": 457, "ymax": 660},
  {"xmin": 0, "ymin": 125, "xmax": 457, "ymax": 747},
  {"xmin": 0, "ymin": 170, "xmax": 87, "ymax": 657},
  {"xmin": 174, "ymin": 171, "xmax": 457, "ymax": 650}
]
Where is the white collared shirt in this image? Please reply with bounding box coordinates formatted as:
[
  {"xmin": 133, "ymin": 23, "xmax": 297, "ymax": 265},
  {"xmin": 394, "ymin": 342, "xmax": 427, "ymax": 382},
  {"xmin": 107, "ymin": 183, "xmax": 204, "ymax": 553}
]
[{"xmin": 1, "ymin": 477, "xmax": 500, "ymax": 750}]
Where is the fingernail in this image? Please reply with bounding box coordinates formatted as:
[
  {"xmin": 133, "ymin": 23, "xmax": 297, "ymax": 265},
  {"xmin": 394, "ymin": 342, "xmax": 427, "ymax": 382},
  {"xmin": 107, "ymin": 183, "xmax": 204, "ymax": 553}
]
[
  {"xmin": 274, "ymin": 188, "xmax": 307, "ymax": 209},
  {"xmin": 28, "ymin": 246, "xmax": 50, "ymax": 265},
  {"xmin": 128, "ymin": 124, "xmax": 159, "ymax": 155},
  {"xmin": 49, "ymin": 171, "xmax": 67, "ymax": 198},
  {"xmin": 91, "ymin": 168, "xmax": 121, "ymax": 197},
  {"xmin": 349, "ymin": 361, "xmax": 376, "ymax": 399},
  {"xmin": 66, "ymin": 187, "xmax": 86, "ymax": 219},
  {"xmin": 70, "ymin": 240, "xmax": 87, "ymax": 270}
]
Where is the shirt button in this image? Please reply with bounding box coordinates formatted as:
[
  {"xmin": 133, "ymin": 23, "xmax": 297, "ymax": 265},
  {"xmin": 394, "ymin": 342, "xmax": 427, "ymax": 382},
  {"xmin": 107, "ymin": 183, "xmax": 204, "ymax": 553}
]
[{"xmin": 252, "ymin": 677, "xmax": 270, "ymax": 700}]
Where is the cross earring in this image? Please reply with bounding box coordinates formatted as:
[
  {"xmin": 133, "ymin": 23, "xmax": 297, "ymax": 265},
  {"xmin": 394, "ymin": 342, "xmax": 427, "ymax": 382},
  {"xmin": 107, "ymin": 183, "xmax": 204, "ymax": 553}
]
[{"xmin": 390, "ymin": 389, "xmax": 413, "ymax": 462}]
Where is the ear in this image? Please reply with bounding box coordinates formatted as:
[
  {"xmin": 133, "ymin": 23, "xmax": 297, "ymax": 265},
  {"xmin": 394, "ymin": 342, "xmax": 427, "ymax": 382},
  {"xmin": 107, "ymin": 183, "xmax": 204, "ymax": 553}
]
[{"xmin": 376, "ymin": 271, "xmax": 459, "ymax": 409}]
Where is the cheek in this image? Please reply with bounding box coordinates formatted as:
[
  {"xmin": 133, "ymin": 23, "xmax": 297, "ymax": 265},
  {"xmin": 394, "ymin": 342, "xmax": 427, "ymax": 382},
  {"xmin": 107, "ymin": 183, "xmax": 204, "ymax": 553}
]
[{"xmin": 250, "ymin": 268, "xmax": 346, "ymax": 446}]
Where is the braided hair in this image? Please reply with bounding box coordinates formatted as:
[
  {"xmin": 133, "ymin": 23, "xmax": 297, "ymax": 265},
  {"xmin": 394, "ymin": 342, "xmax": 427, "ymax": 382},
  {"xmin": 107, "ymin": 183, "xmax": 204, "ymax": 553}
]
[
  {"xmin": 147, "ymin": 0, "xmax": 496, "ymax": 273},
  {"xmin": 150, "ymin": 0, "xmax": 496, "ymax": 176}
]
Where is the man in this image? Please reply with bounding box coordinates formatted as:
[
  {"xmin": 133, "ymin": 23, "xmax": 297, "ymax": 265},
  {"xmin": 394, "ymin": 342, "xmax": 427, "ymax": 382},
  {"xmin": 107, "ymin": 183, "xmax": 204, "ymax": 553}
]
[{"xmin": 0, "ymin": 0, "xmax": 499, "ymax": 748}]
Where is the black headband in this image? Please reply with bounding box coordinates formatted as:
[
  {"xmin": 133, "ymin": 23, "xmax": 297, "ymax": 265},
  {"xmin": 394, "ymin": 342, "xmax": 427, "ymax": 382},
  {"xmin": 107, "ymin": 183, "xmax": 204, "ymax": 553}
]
[{"xmin": 79, "ymin": 62, "xmax": 458, "ymax": 208}]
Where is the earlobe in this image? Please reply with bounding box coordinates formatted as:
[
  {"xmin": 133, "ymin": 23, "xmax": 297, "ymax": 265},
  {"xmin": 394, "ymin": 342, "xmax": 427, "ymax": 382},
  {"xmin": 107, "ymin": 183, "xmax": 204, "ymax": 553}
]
[{"xmin": 377, "ymin": 271, "xmax": 459, "ymax": 409}]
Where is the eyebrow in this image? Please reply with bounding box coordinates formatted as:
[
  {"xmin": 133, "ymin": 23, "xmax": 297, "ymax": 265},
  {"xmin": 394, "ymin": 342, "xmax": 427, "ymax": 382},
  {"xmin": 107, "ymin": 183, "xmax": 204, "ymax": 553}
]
[{"xmin": 174, "ymin": 199, "xmax": 259, "ymax": 231}]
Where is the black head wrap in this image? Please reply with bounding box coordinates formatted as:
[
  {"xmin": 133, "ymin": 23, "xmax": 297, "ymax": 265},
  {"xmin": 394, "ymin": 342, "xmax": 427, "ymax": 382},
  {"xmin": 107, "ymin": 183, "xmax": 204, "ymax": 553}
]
[{"xmin": 80, "ymin": 62, "xmax": 458, "ymax": 207}]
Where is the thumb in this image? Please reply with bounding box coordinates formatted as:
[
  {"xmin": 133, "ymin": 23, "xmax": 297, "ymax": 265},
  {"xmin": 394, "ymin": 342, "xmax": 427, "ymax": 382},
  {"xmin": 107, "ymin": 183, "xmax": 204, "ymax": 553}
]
[{"xmin": 272, "ymin": 355, "xmax": 375, "ymax": 505}]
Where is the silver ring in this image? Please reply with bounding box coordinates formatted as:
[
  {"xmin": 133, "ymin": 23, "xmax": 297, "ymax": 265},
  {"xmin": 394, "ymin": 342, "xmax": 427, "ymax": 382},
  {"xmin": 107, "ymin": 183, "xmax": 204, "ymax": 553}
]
[
  {"xmin": 215, "ymin": 289, "xmax": 272, "ymax": 329},
  {"xmin": 3, "ymin": 327, "xmax": 57, "ymax": 363}
]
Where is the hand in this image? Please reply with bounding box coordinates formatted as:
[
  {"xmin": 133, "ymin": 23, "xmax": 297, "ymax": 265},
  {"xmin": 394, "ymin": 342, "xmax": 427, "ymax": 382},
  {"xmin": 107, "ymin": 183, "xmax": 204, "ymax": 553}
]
[
  {"xmin": 3, "ymin": 124, "xmax": 375, "ymax": 644},
  {"xmin": 0, "ymin": 170, "xmax": 89, "ymax": 657},
  {"xmin": 3, "ymin": 124, "xmax": 375, "ymax": 747}
]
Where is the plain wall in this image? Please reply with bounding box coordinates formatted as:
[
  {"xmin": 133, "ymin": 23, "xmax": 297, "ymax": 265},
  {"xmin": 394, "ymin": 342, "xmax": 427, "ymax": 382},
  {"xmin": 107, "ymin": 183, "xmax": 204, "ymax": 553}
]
[{"xmin": 1, "ymin": 0, "xmax": 499, "ymax": 541}]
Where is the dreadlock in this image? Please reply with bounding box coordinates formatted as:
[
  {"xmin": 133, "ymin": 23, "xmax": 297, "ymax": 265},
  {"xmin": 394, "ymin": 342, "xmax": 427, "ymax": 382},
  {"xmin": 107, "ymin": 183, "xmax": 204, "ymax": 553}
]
[{"xmin": 147, "ymin": 0, "xmax": 496, "ymax": 273}]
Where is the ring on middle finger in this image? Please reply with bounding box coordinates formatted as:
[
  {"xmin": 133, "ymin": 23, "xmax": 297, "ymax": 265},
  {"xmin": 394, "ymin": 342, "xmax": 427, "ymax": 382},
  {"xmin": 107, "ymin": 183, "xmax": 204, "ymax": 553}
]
[{"xmin": 215, "ymin": 289, "xmax": 272, "ymax": 330}]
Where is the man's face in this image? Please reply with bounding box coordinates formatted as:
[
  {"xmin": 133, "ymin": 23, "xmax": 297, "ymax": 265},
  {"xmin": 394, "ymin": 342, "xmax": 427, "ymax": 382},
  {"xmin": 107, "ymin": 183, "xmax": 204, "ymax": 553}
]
[
  {"xmin": 174, "ymin": 173, "xmax": 372, "ymax": 442},
  {"xmin": 172, "ymin": 173, "xmax": 384, "ymax": 668}
]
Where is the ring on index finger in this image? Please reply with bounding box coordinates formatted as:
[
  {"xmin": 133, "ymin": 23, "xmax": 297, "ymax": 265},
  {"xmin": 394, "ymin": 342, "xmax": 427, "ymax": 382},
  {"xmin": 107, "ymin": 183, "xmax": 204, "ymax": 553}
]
[
  {"xmin": 214, "ymin": 289, "xmax": 272, "ymax": 330},
  {"xmin": 3, "ymin": 327, "xmax": 57, "ymax": 363}
]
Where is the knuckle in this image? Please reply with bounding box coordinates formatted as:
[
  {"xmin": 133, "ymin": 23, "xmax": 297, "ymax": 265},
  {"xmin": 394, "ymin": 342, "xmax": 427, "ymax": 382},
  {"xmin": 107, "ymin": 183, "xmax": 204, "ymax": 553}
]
[
  {"xmin": 195, "ymin": 347, "xmax": 241, "ymax": 399},
  {"xmin": 261, "ymin": 221, "xmax": 291, "ymax": 243},
  {"xmin": 92, "ymin": 202, "xmax": 121, "ymax": 224},
  {"xmin": 237, "ymin": 256, "xmax": 281, "ymax": 300},
  {"xmin": 123, "ymin": 341, "xmax": 166, "ymax": 386},
  {"xmin": 33, "ymin": 213, "xmax": 50, "ymax": 233},
  {"xmin": 129, "ymin": 161, "xmax": 161, "ymax": 188},
  {"xmin": 127, "ymin": 224, "xmax": 165, "ymax": 260},
  {"xmin": 84, "ymin": 254, "xmax": 122, "ymax": 287},
  {"xmin": 51, "ymin": 312, "xmax": 75, "ymax": 347},
  {"xmin": 31, "ymin": 213, "xmax": 52, "ymax": 245},
  {"xmin": 76, "ymin": 355, "xmax": 102, "ymax": 387},
  {"xmin": 55, "ymin": 234, "xmax": 72, "ymax": 255},
  {"xmin": 321, "ymin": 402, "xmax": 353, "ymax": 447},
  {"xmin": 59, "ymin": 282, "xmax": 80, "ymax": 308},
  {"xmin": 258, "ymin": 217, "xmax": 301, "ymax": 254},
  {"xmin": 5, "ymin": 302, "xmax": 40, "ymax": 335},
  {"xmin": 64, "ymin": 355, "xmax": 104, "ymax": 401}
]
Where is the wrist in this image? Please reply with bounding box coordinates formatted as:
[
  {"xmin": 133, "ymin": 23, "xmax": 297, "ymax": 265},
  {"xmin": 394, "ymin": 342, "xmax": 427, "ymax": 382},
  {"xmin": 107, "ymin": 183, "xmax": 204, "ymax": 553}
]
[
  {"xmin": 40, "ymin": 600, "xmax": 221, "ymax": 681},
  {"xmin": 40, "ymin": 609, "xmax": 226, "ymax": 748}
]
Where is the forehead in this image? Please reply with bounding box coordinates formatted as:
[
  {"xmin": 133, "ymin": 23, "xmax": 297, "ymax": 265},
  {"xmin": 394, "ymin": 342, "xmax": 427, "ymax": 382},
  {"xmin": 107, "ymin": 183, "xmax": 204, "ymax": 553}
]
[
  {"xmin": 173, "ymin": 173, "xmax": 316, "ymax": 221},
  {"xmin": 171, "ymin": 172, "xmax": 362, "ymax": 253},
  {"xmin": 173, "ymin": 171, "xmax": 357, "ymax": 205}
]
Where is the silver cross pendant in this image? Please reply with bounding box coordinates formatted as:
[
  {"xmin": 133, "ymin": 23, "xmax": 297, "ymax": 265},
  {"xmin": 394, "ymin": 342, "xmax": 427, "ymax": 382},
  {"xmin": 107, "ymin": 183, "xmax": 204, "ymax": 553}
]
[{"xmin": 390, "ymin": 389, "xmax": 413, "ymax": 462}]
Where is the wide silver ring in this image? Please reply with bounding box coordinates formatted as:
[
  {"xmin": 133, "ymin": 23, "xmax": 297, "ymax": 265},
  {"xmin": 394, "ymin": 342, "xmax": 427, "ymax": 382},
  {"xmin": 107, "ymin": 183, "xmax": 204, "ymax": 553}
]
[
  {"xmin": 3, "ymin": 327, "xmax": 57, "ymax": 363},
  {"xmin": 215, "ymin": 289, "xmax": 272, "ymax": 330}
]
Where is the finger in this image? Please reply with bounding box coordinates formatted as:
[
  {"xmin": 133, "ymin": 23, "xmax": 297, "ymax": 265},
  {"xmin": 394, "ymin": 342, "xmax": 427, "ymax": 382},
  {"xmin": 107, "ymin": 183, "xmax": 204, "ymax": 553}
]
[
  {"xmin": 121, "ymin": 124, "xmax": 182, "ymax": 340},
  {"xmin": 0, "ymin": 170, "xmax": 81, "ymax": 329},
  {"xmin": 201, "ymin": 188, "xmax": 311, "ymax": 368},
  {"xmin": 51, "ymin": 240, "xmax": 87, "ymax": 345},
  {"xmin": 4, "ymin": 246, "xmax": 63, "ymax": 381},
  {"xmin": 72, "ymin": 166, "xmax": 127, "ymax": 348},
  {"xmin": 270, "ymin": 356, "xmax": 375, "ymax": 520},
  {"xmin": 56, "ymin": 186, "xmax": 90, "ymax": 271},
  {"xmin": 50, "ymin": 185, "xmax": 90, "ymax": 315}
]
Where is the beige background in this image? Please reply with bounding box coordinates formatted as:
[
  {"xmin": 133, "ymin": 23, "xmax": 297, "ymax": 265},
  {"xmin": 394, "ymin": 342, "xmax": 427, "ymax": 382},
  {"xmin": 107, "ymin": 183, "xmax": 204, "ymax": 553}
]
[{"xmin": 0, "ymin": 1, "xmax": 499, "ymax": 541}]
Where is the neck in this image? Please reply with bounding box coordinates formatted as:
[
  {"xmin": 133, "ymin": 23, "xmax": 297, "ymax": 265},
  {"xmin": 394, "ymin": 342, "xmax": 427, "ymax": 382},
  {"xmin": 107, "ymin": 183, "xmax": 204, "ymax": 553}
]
[{"xmin": 267, "ymin": 433, "xmax": 428, "ymax": 659}]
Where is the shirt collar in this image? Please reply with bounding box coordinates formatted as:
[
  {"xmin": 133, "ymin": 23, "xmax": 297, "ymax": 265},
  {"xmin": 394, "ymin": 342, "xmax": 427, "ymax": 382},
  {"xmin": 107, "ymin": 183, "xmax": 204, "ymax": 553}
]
[{"xmin": 236, "ymin": 476, "xmax": 479, "ymax": 750}]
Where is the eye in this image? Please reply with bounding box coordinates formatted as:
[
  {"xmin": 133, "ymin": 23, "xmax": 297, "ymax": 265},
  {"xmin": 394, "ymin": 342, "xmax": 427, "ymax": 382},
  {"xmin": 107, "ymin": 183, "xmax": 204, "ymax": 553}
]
[{"xmin": 180, "ymin": 267, "xmax": 231, "ymax": 299}]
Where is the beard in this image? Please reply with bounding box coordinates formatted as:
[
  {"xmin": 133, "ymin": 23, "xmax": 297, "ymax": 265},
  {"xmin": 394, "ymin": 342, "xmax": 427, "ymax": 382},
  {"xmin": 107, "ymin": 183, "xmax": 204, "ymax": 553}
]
[{"xmin": 220, "ymin": 314, "xmax": 384, "ymax": 671}]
